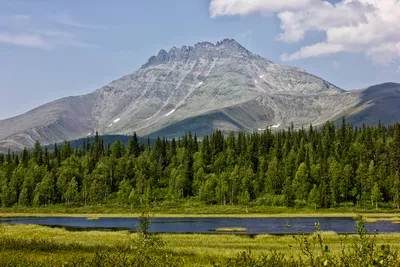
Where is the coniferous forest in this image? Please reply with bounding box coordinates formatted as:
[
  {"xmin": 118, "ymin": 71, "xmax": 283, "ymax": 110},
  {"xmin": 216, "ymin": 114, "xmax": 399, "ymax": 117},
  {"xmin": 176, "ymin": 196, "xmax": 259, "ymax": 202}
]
[{"xmin": 1, "ymin": 119, "xmax": 400, "ymax": 210}]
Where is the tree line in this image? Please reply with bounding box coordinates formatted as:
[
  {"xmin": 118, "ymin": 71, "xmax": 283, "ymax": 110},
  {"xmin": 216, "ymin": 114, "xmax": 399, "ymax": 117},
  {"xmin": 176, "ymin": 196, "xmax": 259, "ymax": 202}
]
[{"xmin": 1, "ymin": 119, "xmax": 400, "ymax": 209}]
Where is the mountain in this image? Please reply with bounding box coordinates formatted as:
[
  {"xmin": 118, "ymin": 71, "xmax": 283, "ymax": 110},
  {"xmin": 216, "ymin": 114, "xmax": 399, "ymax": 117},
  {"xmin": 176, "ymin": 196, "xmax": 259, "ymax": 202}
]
[
  {"xmin": 1, "ymin": 38, "xmax": 400, "ymax": 151},
  {"xmin": 340, "ymin": 83, "xmax": 400, "ymax": 126}
]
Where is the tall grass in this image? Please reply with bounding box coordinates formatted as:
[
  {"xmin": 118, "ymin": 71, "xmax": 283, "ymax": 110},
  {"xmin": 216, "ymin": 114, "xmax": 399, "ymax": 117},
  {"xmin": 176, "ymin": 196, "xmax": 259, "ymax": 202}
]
[{"xmin": 1, "ymin": 218, "xmax": 400, "ymax": 266}]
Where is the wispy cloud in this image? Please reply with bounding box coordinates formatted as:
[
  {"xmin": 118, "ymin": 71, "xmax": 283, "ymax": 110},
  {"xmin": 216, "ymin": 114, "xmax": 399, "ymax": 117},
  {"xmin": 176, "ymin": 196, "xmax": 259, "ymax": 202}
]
[
  {"xmin": 40, "ymin": 30, "xmax": 99, "ymax": 48},
  {"xmin": 281, "ymin": 42, "xmax": 344, "ymax": 61},
  {"xmin": 209, "ymin": 0, "xmax": 312, "ymax": 17},
  {"xmin": 0, "ymin": 32, "xmax": 49, "ymax": 48},
  {"xmin": 0, "ymin": 12, "xmax": 102, "ymax": 49},
  {"xmin": 54, "ymin": 11, "xmax": 107, "ymax": 29}
]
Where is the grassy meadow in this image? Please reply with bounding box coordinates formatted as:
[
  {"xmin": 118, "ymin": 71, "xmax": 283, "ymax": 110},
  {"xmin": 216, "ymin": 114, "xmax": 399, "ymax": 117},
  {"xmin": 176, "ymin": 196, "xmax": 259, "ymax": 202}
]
[
  {"xmin": 2, "ymin": 206, "xmax": 400, "ymax": 265},
  {"xmin": 1, "ymin": 223, "xmax": 400, "ymax": 266}
]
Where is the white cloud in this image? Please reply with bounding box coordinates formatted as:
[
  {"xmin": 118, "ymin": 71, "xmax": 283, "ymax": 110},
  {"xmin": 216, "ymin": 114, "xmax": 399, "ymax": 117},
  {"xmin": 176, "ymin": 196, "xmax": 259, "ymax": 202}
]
[
  {"xmin": 0, "ymin": 32, "xmax": 49, "ymax": 48},
  {"xmin": 210, "ymin": 0, "xmax": 400, "ymax": 64},
  {"xmin": 0, "ymin": 13, "xmax": 101, "ymax": 49},
  {"xmin": 281, "ymin": 42, "xmax": 344, "ymax": 61},
  {"xmin": 210, "ymin": 0, "xmax": 314, "ymax": 17}
]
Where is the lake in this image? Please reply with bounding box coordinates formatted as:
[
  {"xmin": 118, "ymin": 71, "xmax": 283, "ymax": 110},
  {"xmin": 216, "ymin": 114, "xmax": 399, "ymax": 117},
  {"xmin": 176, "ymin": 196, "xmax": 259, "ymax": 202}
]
[{"xmin": 1, "ymin": 217, "xmax": 399, "ymax": 234}]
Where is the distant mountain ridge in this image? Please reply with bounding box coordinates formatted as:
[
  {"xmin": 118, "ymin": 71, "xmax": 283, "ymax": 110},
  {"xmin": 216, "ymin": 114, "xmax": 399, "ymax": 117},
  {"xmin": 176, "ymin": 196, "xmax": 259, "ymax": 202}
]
[{"xmin": 1, "ymin": 38, "xmax": 400, "ymax": 151}]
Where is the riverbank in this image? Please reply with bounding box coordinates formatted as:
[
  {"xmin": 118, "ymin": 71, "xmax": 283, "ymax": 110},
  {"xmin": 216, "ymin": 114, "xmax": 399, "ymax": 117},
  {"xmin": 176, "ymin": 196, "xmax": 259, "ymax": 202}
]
[{"xmin": 1, "ymin": 205, "xmax": 400, "ymax": 221}]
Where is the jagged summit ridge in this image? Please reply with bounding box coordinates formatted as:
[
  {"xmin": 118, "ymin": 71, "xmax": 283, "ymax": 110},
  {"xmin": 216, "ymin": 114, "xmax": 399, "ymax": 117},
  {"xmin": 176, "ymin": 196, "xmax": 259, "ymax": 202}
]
[{"xmin": 141, "ymin": 38, "xmax": 252, "ymax": 68}]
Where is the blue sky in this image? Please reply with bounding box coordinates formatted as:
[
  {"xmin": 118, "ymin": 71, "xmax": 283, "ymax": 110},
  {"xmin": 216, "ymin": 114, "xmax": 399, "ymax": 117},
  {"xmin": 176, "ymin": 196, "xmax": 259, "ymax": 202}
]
[{"xmin": 0, "ymin": 0, "xmax": 399, "ymax": 119}]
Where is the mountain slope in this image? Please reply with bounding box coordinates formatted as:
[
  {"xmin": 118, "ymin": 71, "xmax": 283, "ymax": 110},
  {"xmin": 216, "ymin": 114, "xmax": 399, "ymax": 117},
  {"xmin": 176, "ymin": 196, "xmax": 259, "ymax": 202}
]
[
  {"xmin": 90, "ymin": 39, "xmax": 343, "ymax": 137},
  {"xmin": 341, "ymin": 83, "xmax": 400, "ymax": 126},
  {"xmin": 0, "ymin": 95, "xmax": 95, "ymax": 150},
  {"xmin": 0, "ymin": 39, "xmax": 399, "ymax": 150}
]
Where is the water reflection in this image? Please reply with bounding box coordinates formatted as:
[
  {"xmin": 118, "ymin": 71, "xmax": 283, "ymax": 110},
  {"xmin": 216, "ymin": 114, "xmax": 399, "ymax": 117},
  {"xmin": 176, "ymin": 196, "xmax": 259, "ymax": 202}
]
[{"xmin": 1, "ymin": 217, "xmax": 399, "ymax": 234}]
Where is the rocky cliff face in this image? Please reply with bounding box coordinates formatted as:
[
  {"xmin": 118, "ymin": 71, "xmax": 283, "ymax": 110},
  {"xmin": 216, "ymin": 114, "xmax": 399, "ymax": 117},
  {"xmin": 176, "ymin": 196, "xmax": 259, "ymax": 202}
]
[
  {"xmin": 0, "ymin": 39, "xmax": 399, "ymax": 151},
  {"xmin": 89, "ymin": 39, "xmax": 344, "ymax": 136}
]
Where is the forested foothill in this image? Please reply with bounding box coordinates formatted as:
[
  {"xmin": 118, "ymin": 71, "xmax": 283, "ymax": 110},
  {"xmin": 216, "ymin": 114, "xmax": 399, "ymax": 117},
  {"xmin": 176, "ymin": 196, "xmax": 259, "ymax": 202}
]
[{"xmin": 1, "ymin": 119, "xmax": 400, "ymax": 210}]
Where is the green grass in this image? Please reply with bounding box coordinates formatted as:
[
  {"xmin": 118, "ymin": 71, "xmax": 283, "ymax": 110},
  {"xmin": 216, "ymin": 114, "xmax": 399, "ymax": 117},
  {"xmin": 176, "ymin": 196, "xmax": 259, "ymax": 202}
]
[{"xmin": 1, "ymin": 224, "xmax": 400, "ymax": 266}]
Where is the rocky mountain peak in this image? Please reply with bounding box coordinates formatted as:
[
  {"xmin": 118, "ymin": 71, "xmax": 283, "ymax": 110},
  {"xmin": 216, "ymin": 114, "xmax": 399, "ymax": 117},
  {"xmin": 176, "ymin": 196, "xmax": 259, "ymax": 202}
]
[
  {"xmin": 141, "ymin": 38, "xmax": 251, "ymax": 69},
  {"xmin": 216, "ymin": 38, "xmax": 247, "ymax": 49}
]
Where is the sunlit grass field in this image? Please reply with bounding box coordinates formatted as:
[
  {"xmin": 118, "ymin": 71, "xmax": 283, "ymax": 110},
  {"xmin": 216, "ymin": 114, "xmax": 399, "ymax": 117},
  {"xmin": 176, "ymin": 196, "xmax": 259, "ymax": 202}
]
[
  {"xmin": 1, "ymin": 204, "xmax": 400, "ymax": 221},
  {"xmin": 1, "ymin": 224, "xmax": 400, "ymax": 266}
]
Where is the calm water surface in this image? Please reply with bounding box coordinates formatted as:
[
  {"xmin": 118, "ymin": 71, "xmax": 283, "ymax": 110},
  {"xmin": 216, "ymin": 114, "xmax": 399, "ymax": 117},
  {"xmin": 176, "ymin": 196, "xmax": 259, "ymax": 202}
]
[{"xmin": 2, "ymin": 217, "xmax": 400, "ymax": 234}]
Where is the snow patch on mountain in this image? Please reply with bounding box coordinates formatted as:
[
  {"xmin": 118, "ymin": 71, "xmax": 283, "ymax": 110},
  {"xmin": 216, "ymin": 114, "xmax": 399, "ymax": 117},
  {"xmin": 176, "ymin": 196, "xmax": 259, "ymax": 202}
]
[{"xmin": 165, "ymin": 109, "xmax": 176, "ymax": 117}]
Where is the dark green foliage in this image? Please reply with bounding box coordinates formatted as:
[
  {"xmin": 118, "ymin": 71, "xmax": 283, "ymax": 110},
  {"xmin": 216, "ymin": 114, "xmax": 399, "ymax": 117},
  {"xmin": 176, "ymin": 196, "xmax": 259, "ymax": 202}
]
[
  {"xmin": 1, "ymin": 121, "xmax": 400, "ymax": 209},
  {"xmin": 128, "ymin": 132, "xmax": 141, "ymax": 157},
  {"xmin": 135, "ymin": 212, "xmax": 164, "ymax": 250}
]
